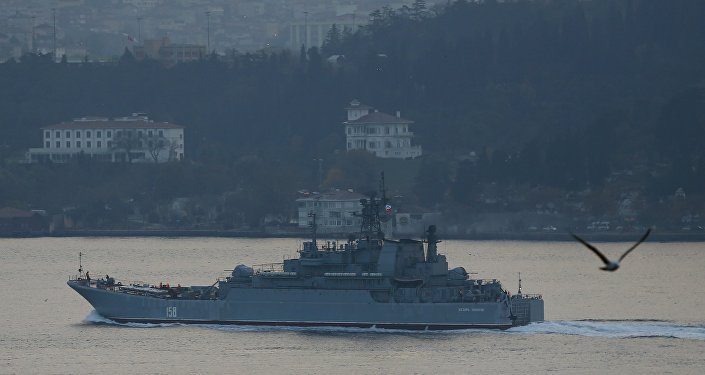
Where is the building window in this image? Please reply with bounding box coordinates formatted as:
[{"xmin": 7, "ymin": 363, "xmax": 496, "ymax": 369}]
[
  {"xmin": 87, "ymin": 141, "xmax": 91, "ymax": 148},
  {"xmin": 66, "ymin": 141, "xmax": 71, "ymax": 148},
  {"xmin": 45, "ymin": 141, "xmax": 50, "ymax": 148},
  {"xmin": 385, "ymin": 127, "xmax": 390, "ymax": 135},
  {"xmin": 138, "ymin": 131, "xmax": 143, "ymax": 137},
  {"xmin": 77, "ymin": 141, "xmax": 81, "ymax": 148},
  {"xmin": 56, "ymin": 141, "xmax": 60, "ymax": 148},
  {"xmin": 116, "ymin": 131, "xmax": 121, "ymax": 137},
  {"xmin": 97, "ymin": 131, "xmax": 102, "ymax": 138},
  {"xmin": 55, "ymin": 131, "xmax": 60, "ymax": 138},
  {"xmin": 97, "ymin": 141, "xmax": 102, "ymax": 148},
  {"xmin": 107, "ymin": 141, "xmax": 112, "ymax": 148},
  {"xmin": 148, "ymin": 130, "xmax": 153, "ymax": 137},
  {"xmin": 107, "ymin": 131, "xmax": 112, "ymax": 138},
  {"xmin": 179, "ymin": 133, "xmax": 183, "ymax": 140},
  {"xmin": 66, "ymin": 131, "xmax": 71, "ymax": 138},
  {"xmin": 45, "ymin": 131, "xmax": 50, "ymax": 138},
  {"xmin": 86, "ymin": 131, "xmax": 91, "ymax": 138},
  {"xmin": 347, "ymin": 142, "xmax": 352, "ymax": 149},
  {"xmin": 158, "ymin": 130, "xmax": 164, "ymax": 137},
  {"xmin": 76, "ymin": 131, "xmax": 81, "ymax": 138}
]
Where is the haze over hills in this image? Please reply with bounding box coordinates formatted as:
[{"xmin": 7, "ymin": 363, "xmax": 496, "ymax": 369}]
[
  {"xmin": 1, "ymin": 0, "xmax": 704, "ymax": 235},
  {"xmin": 0, "ymin": 0, "xmax": 422, "ymax": 59}
]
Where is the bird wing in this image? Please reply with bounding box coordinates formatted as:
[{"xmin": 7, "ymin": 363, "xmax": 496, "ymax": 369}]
[
  {"xmin": 571, "ymin": 232, "xmax": 611, "ymax": 265},
  {"xmin": 618, "ymin": 228, "xmax": 652, "ymax": 262}
]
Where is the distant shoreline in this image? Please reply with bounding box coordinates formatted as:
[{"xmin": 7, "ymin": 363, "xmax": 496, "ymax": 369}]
[{"xmin": 2, "ymin": 229, "xmax": 704, "ymax": 242}]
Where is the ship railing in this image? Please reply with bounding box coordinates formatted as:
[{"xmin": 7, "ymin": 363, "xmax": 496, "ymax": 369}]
[
  {"xmin": 253, "ymin": 262, "xmax": 284, "ymax": 273},
  {"xmin": 513, "ymin": 293, "xmax": 542, "ymax": 300},
  {"xmin": 473, "ymin": 279, "xmax": 500, "ymax": 285}
]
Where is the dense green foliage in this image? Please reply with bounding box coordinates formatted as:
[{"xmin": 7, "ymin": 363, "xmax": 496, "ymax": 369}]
[{"xmin": 1, "ymin": 0, "xmax": 704, "ymax": 230}]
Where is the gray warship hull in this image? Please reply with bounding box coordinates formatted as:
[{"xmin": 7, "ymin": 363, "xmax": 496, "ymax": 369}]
[{"xmin": 68, "ymin": 280, "xmax": 537, "ymax": 329}]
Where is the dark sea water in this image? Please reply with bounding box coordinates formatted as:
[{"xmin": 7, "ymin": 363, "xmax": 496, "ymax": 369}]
[{"xmin": 1, "ymin": 237, "xmax": 704, "ymax": 374}]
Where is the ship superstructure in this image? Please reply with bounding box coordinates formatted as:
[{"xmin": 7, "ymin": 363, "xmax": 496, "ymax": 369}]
[{"xmin": 68, "ymin": 176, "xmax": 543, "ymax": 329}]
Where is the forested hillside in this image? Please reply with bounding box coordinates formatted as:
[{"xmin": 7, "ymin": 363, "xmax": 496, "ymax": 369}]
[{"xmin": 1, "ymin": 0, "xmax": 704, "ymax": 231}]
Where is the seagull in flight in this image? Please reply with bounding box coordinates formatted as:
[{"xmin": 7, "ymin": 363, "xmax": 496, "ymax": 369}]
[{"xmin": 571, "ymin": 228, "xmax": 652, "ymax": 271}]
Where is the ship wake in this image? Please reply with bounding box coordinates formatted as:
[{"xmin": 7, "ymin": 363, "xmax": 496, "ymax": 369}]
[
  {"xmin": 83, "ymin": 310, "xmax": 181, "ymax": 328},
  {"xmin": 82, "ymin": 311, "xmax": 705, "ymax": 340},
  {"xmin": 508, "ymin": 320, "xmax": 705, "ymax": 341}
]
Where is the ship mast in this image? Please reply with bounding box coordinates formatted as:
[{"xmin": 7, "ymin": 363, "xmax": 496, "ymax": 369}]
[{"xmin": 359, "ymin": 172, "xmax": 388, "ymax": 240}]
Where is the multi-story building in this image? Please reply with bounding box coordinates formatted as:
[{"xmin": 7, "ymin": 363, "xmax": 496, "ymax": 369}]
[
  {"xmin": 26, "ymin": 113, "xmax": 184, "ymax": 163},
  {"xmin": 296, "ymin": 190, "xmax": 365, "ymax": 233},
  {"xmin": 343, "ymin": 99, "xmax": 423, "ymax": 159},
  {"xmin": 288, "ymin": 13, "xmax": 362, "ymax": 50},
  {"xmin": 133, "ymin": 37, "xmax": 205, "ymax": 66}
]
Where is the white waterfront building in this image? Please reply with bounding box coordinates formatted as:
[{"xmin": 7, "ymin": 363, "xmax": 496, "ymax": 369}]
[
  {"xmin": 296, "ymin": 190, "xmax": 365, "ymax": 233},
  {"xmin": 27, "ymin": 113, "xmax": 184, "ymax": 163},
  {"xmin": 343, "ymin": 100, "xmax": 422, "ymax": 159}
]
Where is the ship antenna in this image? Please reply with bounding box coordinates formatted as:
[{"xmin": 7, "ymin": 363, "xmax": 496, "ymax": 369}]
[
  {"xmin": 78, "ymin": 252, "xmax": 83, "ymax": 274},
  {"xmin": 518, "ymin": 272, "xmax": 522, "ymax": 295},
  {"xmin": 308, "ymin": 211, "xmax": 318, "ymax": 248}
]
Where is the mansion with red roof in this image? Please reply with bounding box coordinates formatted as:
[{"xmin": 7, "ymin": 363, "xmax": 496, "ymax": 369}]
[
  {"xmin": 343, "ymin": 100, "xmax": 422, "ymax": 159},
  {"xmin": 26, "ymin": 113, "xmax": 184, "ymax": 163}
]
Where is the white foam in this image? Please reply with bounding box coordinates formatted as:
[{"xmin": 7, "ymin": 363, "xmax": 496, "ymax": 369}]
[
  {"xmin": 83, "ymin": 310, "xmax": 180, "ymax": 328},
  {"xmin": 82, "ymin": 311, "xmax": 705, "ymax": 340},
  {"xmin": 507, "ymin": 320, "xmax": 705, "ymax": 341}
]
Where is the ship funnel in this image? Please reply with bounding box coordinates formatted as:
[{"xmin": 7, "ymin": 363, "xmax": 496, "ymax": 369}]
[{"xmin": 426, "ymin": 225, "xmax": 438, "ymax": 262}]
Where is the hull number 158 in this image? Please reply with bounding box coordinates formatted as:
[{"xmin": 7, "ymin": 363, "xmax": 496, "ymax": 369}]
[{"xmin": 166, "ymin": 306, "xmax": 177, "ymax": 318}]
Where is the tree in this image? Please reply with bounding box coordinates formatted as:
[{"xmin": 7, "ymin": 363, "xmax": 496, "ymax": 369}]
[
  {"xmin": 322, "ymin": 24, "xmax": 342, "ymax": 56},
  {"xmin": 111, "ymin": 131, "xmax": 142, "ymax": 163}
]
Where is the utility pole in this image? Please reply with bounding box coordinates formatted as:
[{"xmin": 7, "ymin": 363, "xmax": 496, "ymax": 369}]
[
  {"xmin": 303, "ymin": 11, "xmax": 308, "ymax": 50},
  {"xmin": 30, "ymin": 16, "xmax": 35, "ymax": 52},
  {"xmin": 313, "ymin": 158, "xmax": 323, "ymax": 190},
  {"xmin": 205, "ymin": 11, "xmax": 211, "ymax": 54},
  {"xmin": 52, "ymin": 8, "xmax": 56, "ymax": 61}
]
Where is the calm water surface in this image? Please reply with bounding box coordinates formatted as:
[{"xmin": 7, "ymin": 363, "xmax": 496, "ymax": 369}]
[{"xmin": 1, "ymin": 237, "xmax": 704, "ymax": 374}]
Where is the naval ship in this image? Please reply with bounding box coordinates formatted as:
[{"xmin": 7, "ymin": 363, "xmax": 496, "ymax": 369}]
[{"xmin": 68, "ymin": 179, "xmax": 543, "ymax": 330}]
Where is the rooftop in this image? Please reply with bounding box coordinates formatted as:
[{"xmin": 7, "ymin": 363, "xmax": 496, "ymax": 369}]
[
  {"xmin": 42, "ymin": 120, "xmax": 184, "ymax": 130},
  {"xmin": 344, "ymin": 111, "xmax": 413, "ymax": 125}
]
